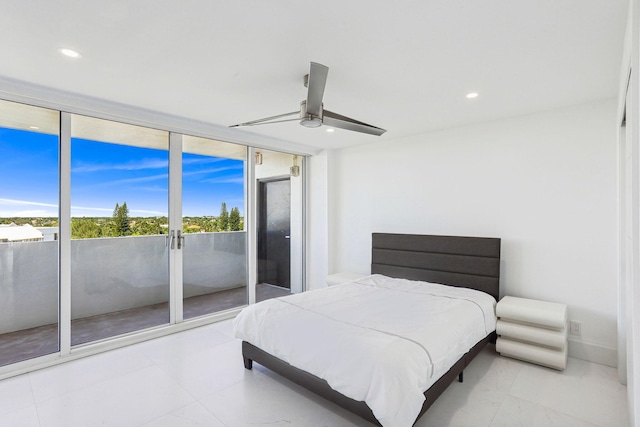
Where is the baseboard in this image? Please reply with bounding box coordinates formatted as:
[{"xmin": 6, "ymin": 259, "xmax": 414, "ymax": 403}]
[{"xmin": 568, "ymin": 337, "xmax": 617, "ymax": 367}]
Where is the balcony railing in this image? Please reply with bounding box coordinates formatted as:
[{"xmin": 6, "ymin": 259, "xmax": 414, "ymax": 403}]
[{"xmin": 0, "ymin": 231, "xmax": 246, "ymax": 335}]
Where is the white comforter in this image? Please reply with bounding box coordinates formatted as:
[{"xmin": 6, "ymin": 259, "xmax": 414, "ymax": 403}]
[{"xmin": 233, "ymin": 274, "xmax": 497, "ymax": 427}]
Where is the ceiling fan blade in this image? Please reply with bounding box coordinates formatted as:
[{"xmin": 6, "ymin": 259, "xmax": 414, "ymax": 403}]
[
  {"xmin": 229, "ymin": 111, "xmax": 299, "ymax": 128},
  {"xmin": 322, "ymin": 110, "xmax": 387, "ymax": 136},
  {"xmin": 306, "ymin": 62, "xmax": 329, "ymax": 117}
]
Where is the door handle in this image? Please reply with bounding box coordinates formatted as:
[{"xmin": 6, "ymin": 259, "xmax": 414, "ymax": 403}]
[
  {"xmin": 285, "ymin": 235, "xmax": 290, "ymax": 239},
  {"xmin": 169, "ymin": 230, "xmax": 175, "ymax": 249},
  {"xmin": 177, "ymin": 230, "xmax": 184, "ymax": 249}
]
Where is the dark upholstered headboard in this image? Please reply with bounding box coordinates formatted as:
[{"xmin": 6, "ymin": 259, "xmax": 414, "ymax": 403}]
[{"xmin": 371, "ymin": 233, "xmax": 501, "ymax": 301}]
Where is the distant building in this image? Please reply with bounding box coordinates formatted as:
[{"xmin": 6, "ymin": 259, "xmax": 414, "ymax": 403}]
[
  {"xmin": 36, "ymin": 227, "xmax": 59, "ymax": 241},
  {"xmin": 0, "ymin": 223, "xmax": 44, "ymax": 242}
]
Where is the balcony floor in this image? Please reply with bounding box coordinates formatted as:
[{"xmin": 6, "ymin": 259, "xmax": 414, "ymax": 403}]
[{"xmin": 0, "ymin": 283, "xmax": 290, "ymax": 368}]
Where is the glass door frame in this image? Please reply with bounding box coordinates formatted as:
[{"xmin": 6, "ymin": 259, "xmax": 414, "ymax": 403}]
[
  {"xmin": 57, "ymin": 127, "xmax": 253, "ymax": 354},
  {"xmin": 169, "ymin": 132, "xmax": 184, "ymax": 324},
  {"xmin": 0, "ymin": 100, "xmax": 303, "ymax": 377},
  {"xmin": 170, "ymin": 135, "xmax": 254, "ymax": 324},
  {"xmin": 59, "ymin": 112, "xmax": 72, "ymax": 356},
  {"xmin": 247, "ymin": 147, "xmax": 257, "ymax": 305}
]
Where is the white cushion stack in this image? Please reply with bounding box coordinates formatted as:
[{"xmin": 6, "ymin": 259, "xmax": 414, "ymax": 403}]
[{"xmin": 496, "ymin": 296, "xmax": 568, "ymax": 370}]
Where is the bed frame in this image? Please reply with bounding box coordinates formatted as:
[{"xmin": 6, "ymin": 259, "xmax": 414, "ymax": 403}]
[{"xmin": 242, "ymin": 232, "xmax": 501, "ymax": 426}]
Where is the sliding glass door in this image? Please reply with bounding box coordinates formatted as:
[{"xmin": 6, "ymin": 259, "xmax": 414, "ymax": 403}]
[
  {"xmin": 0, "ymin": 97, "xmax": 305, "ymax": 369},
  {"xmin": 68, "ymin": 125, "xmax": 252, "ymax": 340},
  {"xmin": 0, "ymin": 99, "xmax": 60, "ymax": 366},
  {"xmin": 70, "ymin": 115, "xmax": 170, "ymax": 345},
  {"xmin": 181, "ymin": 136, "xmax": 247, "ymax": 319}
]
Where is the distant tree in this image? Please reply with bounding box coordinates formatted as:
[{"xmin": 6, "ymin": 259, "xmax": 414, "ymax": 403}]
[
  {"xmin": 182, "ymin": 218, "xmax": 201, "ymax": 234},
  {"xmin": 217, "ymin": 202, "xmax": 229, "ymax": 231},
  {"xmin": 100, "ymin": 220, "xmax": 116, "ymax": 237},
  {"xmin": 71, "ymin": 218, "xmax": 101, "ymax": 239},
  {"xmin": 229, "ymin": 207, "xmax": 241, "ymax": 231},
  {"xmin": 112, "ymin": 202, "xmax": 131, "ymax": 236},
  {"xmin": 203, "ymin": 217, "xmax": 217, "ymax": 232},
  {"xmin": 131, "ymin": 217, "xmax": 163, "ymax": 236}
]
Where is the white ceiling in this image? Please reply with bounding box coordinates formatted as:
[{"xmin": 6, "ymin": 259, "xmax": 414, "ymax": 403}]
[{"xmin": 0, "ymin": 0, "xmax": 629, "ymax": 151}]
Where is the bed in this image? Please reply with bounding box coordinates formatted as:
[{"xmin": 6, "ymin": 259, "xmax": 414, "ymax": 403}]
[{"xmin": 234, "ymin": 233, "xmax": 501, "ymax": 426}]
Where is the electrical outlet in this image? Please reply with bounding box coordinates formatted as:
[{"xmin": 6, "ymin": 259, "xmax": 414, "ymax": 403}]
[{"xmin": 569, "ymin": 320, "xmax": 582, "ymax": 336}]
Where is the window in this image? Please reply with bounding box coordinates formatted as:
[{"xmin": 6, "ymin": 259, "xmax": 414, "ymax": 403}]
[
  {"xmin": 0, "ymin": 98, "xmax": 306, "ymax": 370},
  {"xmin": 0, "ymin": 99, "xmax": 60, "ymax": 365}
]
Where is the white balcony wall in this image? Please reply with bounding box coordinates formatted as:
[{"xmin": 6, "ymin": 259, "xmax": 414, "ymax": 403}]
[
  {"xmin": 70, "ymin": 235, "xmax": 170, "ymax": 319},
  {"xmin": 0, "ymin": 231, "xmax": 246, "ymax": 334},
  {"xmin": 0, "ymin": 240, "xmax": 58, "ymax": 334},
  {"xmin": 182, "ymin": 231, "xmax": 246, "ymax": 297}
]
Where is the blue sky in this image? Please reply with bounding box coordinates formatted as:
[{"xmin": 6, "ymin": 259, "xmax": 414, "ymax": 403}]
[{"xmin": 0, "ymin": 127, "xmax": 245, "ymax": 218}]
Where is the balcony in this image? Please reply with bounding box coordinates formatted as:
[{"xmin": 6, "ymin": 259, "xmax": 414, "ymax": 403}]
[{"xmin": 0, "ymin": 231, "xmax": 290, "ymax": 367}]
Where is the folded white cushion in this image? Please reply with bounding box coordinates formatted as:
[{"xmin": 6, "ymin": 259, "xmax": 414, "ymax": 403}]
[
  {"xmin": 497, "ymin": 319, "xmax": 567, "ymax": 350},
  {"xmin": 496, "ymin": 296, "xmax": 567, "ymax": 330},
  {"xmin": 497, "ymin": 337, "xmax": 567, "ymax": 370}
]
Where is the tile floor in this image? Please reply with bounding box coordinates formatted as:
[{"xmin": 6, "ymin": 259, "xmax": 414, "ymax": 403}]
[
  {"xmin": 0, "ymin": 319, "xmax": 628, "ymax": 427},
  {"xmin": 0, "ymin": 284, "xmax": 290, "ymax": 367}
]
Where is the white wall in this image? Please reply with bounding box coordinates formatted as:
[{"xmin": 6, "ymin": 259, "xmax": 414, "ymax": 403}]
[
  {"xmin": 306, "ymin": 150, "xmax": 332, "ymax": 291},
  {"xmin": 326, "ymin": 100, "xmax": 618, "ymax": 366},
  {"xmin": 631, "ymin": 0, "xmax": 640, "ymax": 418},
  {"xmin": 619, "ymin": 0, "xmax": 639, "ymax": 422}
]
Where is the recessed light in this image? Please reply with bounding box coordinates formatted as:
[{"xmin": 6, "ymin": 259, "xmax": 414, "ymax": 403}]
[
  {"xmin": 29, "ymin": 126, "xmax": 39, "ymax": 130},
  {"xmin": 59, "ymin": 48, "xmax": 81, "ymax": 59},
  {"xmin": 326, "ymin": 128, "xmax": 335, "ymax": 133},
  {"xmin": 466, "ymin": 92, "xmax": 479, "ymax": 99}
]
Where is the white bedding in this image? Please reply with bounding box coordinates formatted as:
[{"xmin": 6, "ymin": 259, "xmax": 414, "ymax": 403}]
[{"xmin": 233, "ymin": 274, "xmax": 497, "ymax": 427}]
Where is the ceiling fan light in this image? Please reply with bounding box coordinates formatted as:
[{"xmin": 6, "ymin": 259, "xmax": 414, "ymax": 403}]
[{"xmin": 300, "ymin": 117, "xmax": 322, "ymax": 128}]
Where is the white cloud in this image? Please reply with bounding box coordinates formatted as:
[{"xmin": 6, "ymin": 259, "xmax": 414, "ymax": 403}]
[
  {"xmin": 0, "ymin": 209, "xmax": 57, "ymax": 217},
  {"xmin": 0, "ymin": 198, "xmax": 122, "ymax": 217},
  {"xmin": 182, "ymin": 157, "xmax": 226, "ymax": 165},
  {"xmin": 70, "ymin": 205, "xmax": 113, "ymax": 213},
  {"xmin": 0, "ymin": 199, "xmax": 58, "ymax": 217},
  {"xmin": 130, "ymin": 209, "xmax": 167, "ymax": 216},
  {"xmin": 200, "ymin": 177, "xmax": 244, "ymax": 184},
  {"xmin": 0, "ymin": 198, "xmax": 58, "ymax": 208},
  {"xmin": 86, "ymin": 173, "xmax": 169, "ymax": 188},
  {"xmin": 72, "ymin": 158, "xmax": 169, "ymax": 173},
  {"xmin": 183, "ymin": 165, "xmax": 243, "ymax": 178}
]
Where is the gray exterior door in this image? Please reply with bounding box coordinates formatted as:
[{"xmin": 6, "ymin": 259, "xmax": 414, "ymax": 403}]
[{"xmin": 258, "ymin": 178, "xmax": 291, "ymax": 288}]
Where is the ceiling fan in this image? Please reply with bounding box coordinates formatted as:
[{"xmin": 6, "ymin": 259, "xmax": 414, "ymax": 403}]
[{"xmin": 230, "ymin": 62, "xmax": 386, "ymax": 136}]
